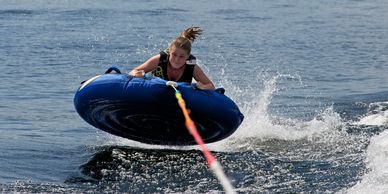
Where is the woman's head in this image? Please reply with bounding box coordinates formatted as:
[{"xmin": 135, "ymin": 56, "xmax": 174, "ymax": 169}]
[{"xmin": 169, "ymin": 27, "xmax": 203, "ymax": 55}]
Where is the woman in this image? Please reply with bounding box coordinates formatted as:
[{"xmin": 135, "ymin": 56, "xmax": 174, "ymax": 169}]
[{"xmin": 129, "ymin": 27, "xmax": 215, "ymax": 90}]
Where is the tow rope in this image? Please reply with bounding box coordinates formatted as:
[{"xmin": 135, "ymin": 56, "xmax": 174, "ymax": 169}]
[{"xmin": 166, "ymin": 81, "xmax": 236, "ymax": 194}]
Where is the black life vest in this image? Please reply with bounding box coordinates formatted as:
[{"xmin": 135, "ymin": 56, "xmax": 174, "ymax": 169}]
[{"xmin": 152, "ymin": 50, "xmax": 195, "ymax": 83}]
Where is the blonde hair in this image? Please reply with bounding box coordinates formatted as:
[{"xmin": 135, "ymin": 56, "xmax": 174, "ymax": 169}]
[
  {"xmin": 169, "ymin": 27, "xmax": 203, "ymax": 54},
  {"xmin": 180, "ymin": 26, "xmax": 203, "ymax": 42}
]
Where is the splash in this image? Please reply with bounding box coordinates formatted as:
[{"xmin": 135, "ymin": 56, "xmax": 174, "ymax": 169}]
[
  {"xmin": 213, "ymin": 72, "xmax": 347, "ymax": 152},
  {"xmin": 234, "ymin": 73, "xmax": 342, "ymax": 139}
]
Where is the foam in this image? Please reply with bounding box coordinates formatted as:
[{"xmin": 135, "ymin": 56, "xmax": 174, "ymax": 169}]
[
  {"xmin": 345, "ymin": 130, "xmax": 388, "ymax": 194},
  {"xmin": 355, "ymin": 112, "xmax": 388, "ymax": 126},
  {"xmin": 354, "ymin": 102, "xmax": 388, "ymax": 126}
]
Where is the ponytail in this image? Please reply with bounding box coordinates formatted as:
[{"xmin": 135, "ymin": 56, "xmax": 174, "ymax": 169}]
[
  {"xmin": 169, "ymin": 27, "xmax": 203, "ymax": 55},
  {"xmin": 180, "ymin": 26, "xmax": 203, "ymax": 42}
]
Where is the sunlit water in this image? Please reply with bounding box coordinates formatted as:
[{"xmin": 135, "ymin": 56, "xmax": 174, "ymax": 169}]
[{"xmin": 1, "ymin": 0, "xmax": 388, "ymax": 193}]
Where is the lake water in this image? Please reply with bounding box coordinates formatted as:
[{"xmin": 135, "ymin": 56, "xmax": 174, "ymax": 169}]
[{"xmin": 1, "ymin": 0, "xmax": 388, "ymax": 193}]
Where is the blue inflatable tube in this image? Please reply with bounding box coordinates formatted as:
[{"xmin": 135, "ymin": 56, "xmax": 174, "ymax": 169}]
[{"xmin": 74, "ymin": 67, "xmax": 244, "ymax": 145}]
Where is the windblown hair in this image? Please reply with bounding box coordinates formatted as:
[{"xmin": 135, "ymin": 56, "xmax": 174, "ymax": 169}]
[
  {"xmin": 180, "ymin": 26, "xmax": 203, "ymax": 42},
  {"xmin": 169, "ymin": 27, "xmax": 203, "ymax": 55}
]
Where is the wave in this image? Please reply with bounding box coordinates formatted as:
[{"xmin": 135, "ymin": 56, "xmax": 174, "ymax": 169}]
[
  {"xmin": 344, "ymin": 130, "xmax": 388, "ymax": 194},
  {"xmin": 0, "ymin": 9, "xmax": 39, "ymax": 15},
  {"xmin": 354, "ymin": 101, "xmax": 388, "ymax": 126}
]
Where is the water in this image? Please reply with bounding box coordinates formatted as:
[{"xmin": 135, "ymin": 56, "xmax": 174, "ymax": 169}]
[{"xmin": 1, "ymin": 0, "xmax": 388, "ymax": 193}]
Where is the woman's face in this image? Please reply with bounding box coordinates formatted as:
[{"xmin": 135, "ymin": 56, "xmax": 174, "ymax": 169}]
[{"xmin": 169, "ymin": 45, "xmax": 189, "ymax": 69}]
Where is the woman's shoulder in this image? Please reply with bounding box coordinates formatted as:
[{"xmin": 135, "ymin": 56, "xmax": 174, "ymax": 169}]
[{"xmin": 145, "ymin": 54, "xmax": 161, "ymax": 66}]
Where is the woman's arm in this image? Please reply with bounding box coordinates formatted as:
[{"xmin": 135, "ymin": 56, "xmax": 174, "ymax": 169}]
[
  {"xmin": 193, "ymin": 64, "xmax": 215, "ymax": 90},
  {"xmin": 129, "ymin": 54, "xmax": 160, "ymax": 77}
]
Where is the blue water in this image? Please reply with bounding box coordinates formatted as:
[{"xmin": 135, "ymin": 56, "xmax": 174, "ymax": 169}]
[{"xmin": 1, "ymin": 0, "xmax": 388, "ymax": 193}]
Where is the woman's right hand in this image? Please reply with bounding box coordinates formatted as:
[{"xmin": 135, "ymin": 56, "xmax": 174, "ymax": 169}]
[{"xmin": 129, "ymin": 69, "xmax": 145, "ymax": 77}]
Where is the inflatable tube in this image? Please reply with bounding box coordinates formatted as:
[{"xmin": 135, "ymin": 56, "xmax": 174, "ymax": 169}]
[{"xmin": 74, "ymin": 67, "xmax": 244, "ymax": 145}]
